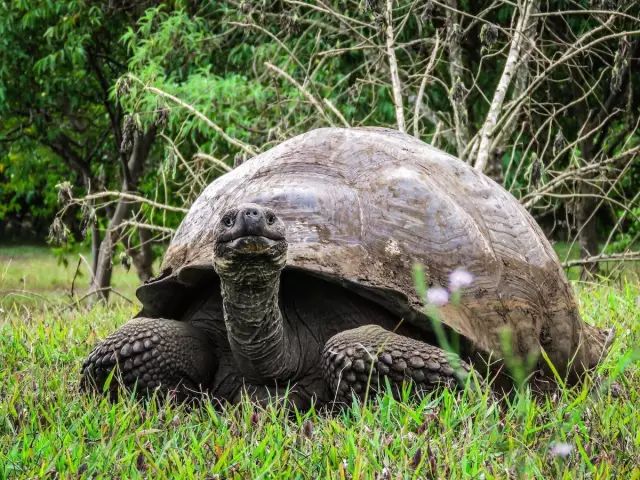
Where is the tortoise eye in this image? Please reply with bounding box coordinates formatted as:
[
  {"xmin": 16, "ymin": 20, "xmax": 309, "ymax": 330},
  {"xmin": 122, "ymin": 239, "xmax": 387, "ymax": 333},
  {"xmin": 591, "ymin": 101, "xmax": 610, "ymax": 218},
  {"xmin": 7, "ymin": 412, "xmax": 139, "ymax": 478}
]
[
  {"xmin": 266, "ymin": 214, "xmax": 276, "ymax": 225},
  {"xmin": 223, "ymin": 216, "xmax": 234, "ymax": 227}
]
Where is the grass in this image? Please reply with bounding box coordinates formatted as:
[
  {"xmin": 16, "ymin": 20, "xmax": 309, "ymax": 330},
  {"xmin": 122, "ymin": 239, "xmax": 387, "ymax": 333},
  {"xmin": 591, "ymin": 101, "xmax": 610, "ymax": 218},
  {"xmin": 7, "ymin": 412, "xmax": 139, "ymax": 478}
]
[
  {"xmin": 1, "ymin": 245, "xmax": 639, "ymax": 479},
  {"xmin": 0, "ymin": 245, "xmax": 140, "ymax": 310}
]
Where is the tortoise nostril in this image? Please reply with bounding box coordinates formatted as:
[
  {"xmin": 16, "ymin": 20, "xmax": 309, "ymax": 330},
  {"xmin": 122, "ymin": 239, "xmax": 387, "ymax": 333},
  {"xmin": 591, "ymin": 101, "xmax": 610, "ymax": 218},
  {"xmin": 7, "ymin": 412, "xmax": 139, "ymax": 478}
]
[{"xmin": 245, "ymin": 209, "xmax": 259, "ymax": 217}]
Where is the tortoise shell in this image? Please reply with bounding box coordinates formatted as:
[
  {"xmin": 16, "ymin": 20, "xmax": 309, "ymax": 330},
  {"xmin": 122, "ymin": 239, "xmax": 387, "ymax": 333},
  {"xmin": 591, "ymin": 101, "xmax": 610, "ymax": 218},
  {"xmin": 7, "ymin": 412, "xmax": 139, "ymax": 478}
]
[{"xmin": 138, "ymin": 127, "xmax": 607, "ymax": 376}]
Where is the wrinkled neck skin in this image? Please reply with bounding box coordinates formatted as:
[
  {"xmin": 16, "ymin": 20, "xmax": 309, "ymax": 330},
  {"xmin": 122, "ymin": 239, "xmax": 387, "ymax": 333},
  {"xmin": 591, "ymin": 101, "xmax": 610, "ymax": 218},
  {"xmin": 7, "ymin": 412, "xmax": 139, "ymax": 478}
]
[{"xmin": 217, "ymin": 259, "xmax": 296, "ymax": 383}]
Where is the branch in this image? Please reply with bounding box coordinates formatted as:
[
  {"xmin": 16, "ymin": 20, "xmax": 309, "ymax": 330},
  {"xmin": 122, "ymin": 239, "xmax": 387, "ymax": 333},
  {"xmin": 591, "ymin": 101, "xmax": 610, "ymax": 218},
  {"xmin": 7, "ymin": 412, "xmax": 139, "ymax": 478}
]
[
  {"xmin": 495, "ymin": 27, "xmax": 640, "ymax": 137},
  {"xmin": 80, "ymin": 191, "xmax": 188, "ymax": 213},
  {"xmin": 86, "ymin": 48, "xmax": 129, "ymax": 185},
  {"xmin": 70, "ymin": 287, "xmax": 135, "ymax": 306},
  {"xmin": 45, "ymin": 133, "xmax": 98, "ymax": 190},
  {"xmin": 264, "ymin": 62, "xmax": 336, "ymax": 126},
  {"xmin": 127, "ymin": 122, "xmax": 157, "ymax": 185},
  {"xmin": 284, "ymin": 0, "xmax": 374, "ymax": 42},
  {"xmin": 230, "ymin": 21, "xmax": 307, "ymax": 73},
  {"xmin": 521, "ymin": 146, "xmax": 640, "ymax": 209},
  {"xmin": 127, "ymin": 74, "xmax": 257, "ymax": 157},
  {"xmin": 385, "ymin": 0, "xmax": 406, "ymax": 132},
  {"xmin": 323, "ymin": 98, "xmax": 350, "ymax": 128},
  {"xmin": 119, "ymin": 220, "xmax": 176, "ymax": 235},
  {"xmin": 490, "ymin": 1, "xmax": 540, "ymax": 162},
  {"xmin": 413, "ymin": 30, "xmax": 441, "ymax": 138},
  {"xmin": 445, "ymin": 0, "xmax": 470, "ymax": 158},
  {"xmin": 474, "ymin": 0, "xmax": 537, "ymax": 172},
  {"xmin": 192, "ymin": 152, "xmax": 233, "ymax": 172},
  {"xmin": 563, "ymin": 251, "xmax": 640, "ymax": 267},
  {"xmin": 161, "ymin": 133, "xmax": 207, "ymax": 189}
]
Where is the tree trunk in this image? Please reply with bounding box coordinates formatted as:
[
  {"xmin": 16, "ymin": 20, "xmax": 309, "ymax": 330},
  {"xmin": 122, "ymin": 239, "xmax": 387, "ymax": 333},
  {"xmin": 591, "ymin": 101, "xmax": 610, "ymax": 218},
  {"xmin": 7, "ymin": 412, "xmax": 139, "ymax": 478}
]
[
  {"xmin": 124, "ymin": 226, "xmax": 155, "ymax": 282},
  {"xmin": 576, "ymin": 120, "xmax": 600, "ymax": 279},
  {"xmin": 474, "ymin": 1, "xmax": 536, "ymax": 172},
  {"xmin": 93, "ymin": 232, "xmax": 115, "ymax": 300},
  {"xmin": 90, "ymin": 125, "xmax": 156, "ymax": 302},
  {"xmin": 445, "ymin": 0, "xmax": 470, "ymax": 160},
  {"xmin": 90, "ymin": 220, "xmax": 100, "ymax": 285},
  {"xmin": 576, "ymin": 192, "xmax": 600, "ymax": 279}
]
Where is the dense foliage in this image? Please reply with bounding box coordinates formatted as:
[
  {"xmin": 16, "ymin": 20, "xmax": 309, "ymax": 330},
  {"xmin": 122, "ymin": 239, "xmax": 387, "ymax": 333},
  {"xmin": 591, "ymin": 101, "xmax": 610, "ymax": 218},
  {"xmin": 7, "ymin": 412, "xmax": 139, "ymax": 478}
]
[
  {"xmin": 1, "ymin": 1, "xmax": 639, "ymax": 280},
  {"xmin": 1, "ymin": 2, "xmax": 129, "ymax": 237}
]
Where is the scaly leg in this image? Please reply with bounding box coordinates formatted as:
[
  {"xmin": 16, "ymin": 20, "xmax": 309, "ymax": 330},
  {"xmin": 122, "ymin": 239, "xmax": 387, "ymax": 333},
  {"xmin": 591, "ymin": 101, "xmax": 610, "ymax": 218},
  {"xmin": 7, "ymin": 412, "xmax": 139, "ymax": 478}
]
[
  {"xmin": 81, "ymin": 317, "xmax": 217, "ymax": 400},
  {"xmin": 322, "ymin": 325, "xmax": 469, "ymax": 402}
]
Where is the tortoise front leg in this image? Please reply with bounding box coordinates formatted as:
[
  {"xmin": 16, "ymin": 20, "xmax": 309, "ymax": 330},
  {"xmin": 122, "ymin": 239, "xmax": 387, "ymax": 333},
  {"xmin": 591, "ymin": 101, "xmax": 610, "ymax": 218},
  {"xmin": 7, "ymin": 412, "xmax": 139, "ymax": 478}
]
[
  {"xmin": 322, "ymin": 325, "xmax": 469, "ymax": 403},
  {"xmin": 81, "ymin": 317, "xmax": 217, "ymax": 400}
]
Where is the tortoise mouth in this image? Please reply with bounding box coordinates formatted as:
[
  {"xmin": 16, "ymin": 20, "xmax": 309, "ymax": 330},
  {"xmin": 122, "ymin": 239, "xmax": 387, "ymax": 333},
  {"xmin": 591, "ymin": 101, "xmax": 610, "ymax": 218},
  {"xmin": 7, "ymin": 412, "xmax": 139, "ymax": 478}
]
[
  {"xmin": 216, "ymin": 229, "xmax": 285, "ymax": 244},
  {"xmin": 224, "ymin": 235, "xmax": 285, "ymax": 254}
]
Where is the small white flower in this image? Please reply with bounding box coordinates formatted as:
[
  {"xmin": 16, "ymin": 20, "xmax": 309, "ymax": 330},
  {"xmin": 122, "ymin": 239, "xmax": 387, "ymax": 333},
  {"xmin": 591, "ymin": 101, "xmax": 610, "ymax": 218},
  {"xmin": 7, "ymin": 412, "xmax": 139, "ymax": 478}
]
[
  {"xmin": 550, "ymin": 442, "xmax": 573, "ymax": 458},
  {"xmin": 449, "ymin": 268, "xmax": 474, "ymax": 291},
  {"xmin": 426, "ymin": 287, "xmax": 449, "ymax": 306}
]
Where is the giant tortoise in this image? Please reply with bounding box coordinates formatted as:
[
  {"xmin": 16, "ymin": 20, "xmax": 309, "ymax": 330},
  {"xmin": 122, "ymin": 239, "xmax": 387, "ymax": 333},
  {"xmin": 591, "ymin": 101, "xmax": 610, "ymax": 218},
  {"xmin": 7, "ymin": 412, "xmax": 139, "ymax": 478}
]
[{"xmin": 81, "ymin": 127, "xmax": 611, "ymax": 406}]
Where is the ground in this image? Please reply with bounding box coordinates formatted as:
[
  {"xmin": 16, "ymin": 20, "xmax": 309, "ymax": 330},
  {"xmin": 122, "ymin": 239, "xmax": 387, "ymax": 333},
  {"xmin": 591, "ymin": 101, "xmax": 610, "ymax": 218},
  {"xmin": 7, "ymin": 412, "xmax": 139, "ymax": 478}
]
[{"xmin": 0, "ymin": 245, "xmax": 639, "ymax": 479}]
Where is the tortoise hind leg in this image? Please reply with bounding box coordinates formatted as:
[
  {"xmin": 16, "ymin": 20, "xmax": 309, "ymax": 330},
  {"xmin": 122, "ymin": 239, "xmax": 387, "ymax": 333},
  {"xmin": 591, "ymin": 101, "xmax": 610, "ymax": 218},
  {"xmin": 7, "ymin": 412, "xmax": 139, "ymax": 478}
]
[
  {"xmin": 81, "ymin": 317, "xmax": 217, "ymax": 400},
  {"xmin": 322, "ymin": 325, "xmax": 469, "ymax": 403}
]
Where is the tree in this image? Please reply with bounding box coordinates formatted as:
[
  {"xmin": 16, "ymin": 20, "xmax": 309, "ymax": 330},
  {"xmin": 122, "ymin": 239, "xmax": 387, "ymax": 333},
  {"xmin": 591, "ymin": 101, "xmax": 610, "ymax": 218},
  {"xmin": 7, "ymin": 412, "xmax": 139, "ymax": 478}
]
[{"xmin": 0, "ymin": 1, "xmax": 162, "ymax": 299}]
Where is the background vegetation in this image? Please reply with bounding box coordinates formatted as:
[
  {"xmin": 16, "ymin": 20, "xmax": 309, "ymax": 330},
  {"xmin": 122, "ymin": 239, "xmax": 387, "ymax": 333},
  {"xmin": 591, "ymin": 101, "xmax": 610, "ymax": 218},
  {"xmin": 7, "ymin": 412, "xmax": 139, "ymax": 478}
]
[{"xmin": 1, "ymin": 0, "xmax": 639, "ymax": 297}]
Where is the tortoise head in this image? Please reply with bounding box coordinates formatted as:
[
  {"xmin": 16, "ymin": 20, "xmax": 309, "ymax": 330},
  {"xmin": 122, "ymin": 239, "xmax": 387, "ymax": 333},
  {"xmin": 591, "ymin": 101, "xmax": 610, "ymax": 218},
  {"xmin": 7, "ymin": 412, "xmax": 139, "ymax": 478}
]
[
  {"xmin": 212, "ymin": 203, "xmax": 295, "ymax": 380},
  {"xmin": 212, "ymin": 203, "xmax": 288, "ymax": 279}
]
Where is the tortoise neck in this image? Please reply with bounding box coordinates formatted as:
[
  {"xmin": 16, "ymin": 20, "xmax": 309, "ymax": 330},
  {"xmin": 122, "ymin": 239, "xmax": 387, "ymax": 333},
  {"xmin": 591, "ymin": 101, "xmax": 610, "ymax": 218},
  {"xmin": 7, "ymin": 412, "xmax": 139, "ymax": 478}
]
[{"xmin": 219, "ymin": 268, "xmax": 296, "ymax": 381}]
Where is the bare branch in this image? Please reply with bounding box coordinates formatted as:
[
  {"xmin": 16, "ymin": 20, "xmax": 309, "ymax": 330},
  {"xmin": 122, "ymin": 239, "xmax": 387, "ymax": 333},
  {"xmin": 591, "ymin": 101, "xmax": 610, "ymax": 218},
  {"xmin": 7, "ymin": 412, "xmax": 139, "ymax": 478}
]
[
  {"xmin": 474, "ymin": 0, "xmax": 538, "ymax": 172},
  {"xmin": 323, "ymin": 98, "xmax": 350, "ymax": 128},
  {"xmin": 192, "ymin": 152, "xmax": 233, "ymax": 173},
  {"xmin": 81, "ymin": 191, "xmax": 188, "ymax": 213},
  {"xmin": 230, "ymin": 21, "xmax": 307, "ymax": 73},
  {"xmin": 70, "ymin": 287, "xmax": 135, "ymax": 306},
  {"xmin": 119, "ymin": 220, "xmax": 176, "ymax": 235},
  {"xmin": 563, "ymin": 252, "xmax": 640, "ymax": 267},
  {"xmin": 521, "ymin": 146, "xmax": 640, "ymax": 209},
  {"xmin": 161, "ymin": 133, "xmax": 207, "ymax": 190},
  {"xmin": 127, "ymin": 74, "xmax": 257, "ymax": 157},
  {"xmin": 385, "ymin": 0, "xmax": 406, "ymax": 132},
  {"xmin": 264, "ymin": 62, "xmax": 336, "ymax": 126},
  {"xmin": 413, "ymin": 30, "xmax": 440, "ymax": 138},
  {"xmin": 496, "ymin": 27, "xmax": 640, "ymax": 137},
  {"xmin": 445, "ymin": 0, "xmax": 470, "ymax": 158}
]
